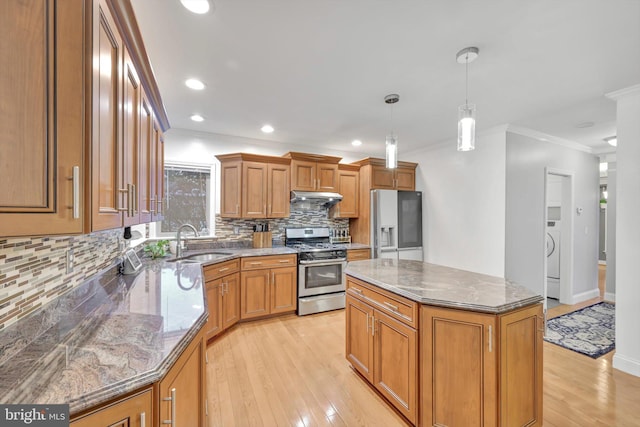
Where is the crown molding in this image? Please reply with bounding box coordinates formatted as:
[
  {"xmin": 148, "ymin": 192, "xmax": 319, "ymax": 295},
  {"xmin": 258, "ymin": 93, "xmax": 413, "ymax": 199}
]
[{"xmin": 605, "ymin": 84, "xmax": 640, "ymax": 101}]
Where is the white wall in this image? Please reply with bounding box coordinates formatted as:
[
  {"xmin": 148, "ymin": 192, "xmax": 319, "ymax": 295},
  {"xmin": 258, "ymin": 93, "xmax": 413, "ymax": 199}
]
[
  {"xmin": 608, "ymin": 85, "xmax": 640, "ymax": 377},
  {"xmin": 408, "ymin": 128, "xmax": 507, "ymax": 277},
  {"xmin": 505, "ymin": 132, "xmax": 600, "ymax": 300}
]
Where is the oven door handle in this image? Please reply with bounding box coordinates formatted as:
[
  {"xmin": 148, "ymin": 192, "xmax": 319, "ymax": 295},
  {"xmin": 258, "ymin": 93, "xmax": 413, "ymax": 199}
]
[{"xmin": 299, "ymin": 258, "xmax": 347, "ymax": 265}]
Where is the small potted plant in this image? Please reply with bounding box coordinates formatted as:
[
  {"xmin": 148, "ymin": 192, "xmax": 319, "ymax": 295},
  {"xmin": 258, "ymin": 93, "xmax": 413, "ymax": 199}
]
[{"xmin": 143, "ymin": 240, "xmax": 170, "ymax": 259}]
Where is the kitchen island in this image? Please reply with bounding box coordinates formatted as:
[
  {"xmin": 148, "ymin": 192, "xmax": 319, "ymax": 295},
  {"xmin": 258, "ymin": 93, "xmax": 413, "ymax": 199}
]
[{"xmin": 345, "ymin": 259, "xmax": 544, "ymax": 427}]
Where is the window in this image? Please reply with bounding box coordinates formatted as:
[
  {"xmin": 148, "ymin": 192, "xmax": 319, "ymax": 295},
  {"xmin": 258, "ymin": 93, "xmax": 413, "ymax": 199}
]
[{"xmin": 154, "ymin": 162, "xmax": 215, "ymax": 237}]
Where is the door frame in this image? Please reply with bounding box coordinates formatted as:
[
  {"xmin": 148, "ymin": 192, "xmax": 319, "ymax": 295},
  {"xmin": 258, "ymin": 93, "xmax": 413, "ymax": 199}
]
[{"xmin": 544, "ymin": 168, "xmax": 575, "ymax": 306}]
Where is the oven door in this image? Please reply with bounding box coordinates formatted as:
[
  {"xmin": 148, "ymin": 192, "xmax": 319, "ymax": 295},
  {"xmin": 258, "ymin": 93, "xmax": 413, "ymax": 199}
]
[{"xmin": 298, "ymin": 259, "xmax": 347, "ymax": 297}]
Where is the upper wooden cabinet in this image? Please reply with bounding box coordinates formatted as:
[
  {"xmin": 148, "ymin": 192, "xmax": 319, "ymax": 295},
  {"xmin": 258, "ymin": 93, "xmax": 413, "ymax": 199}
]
[
  {"xmin": 354, "ymin": 158, "xmax": 417, "ymax": 191},
  {"xmin": 0, "ymin": 0, "xmax": 168, "ymax": 237},
  {"xmin": 216, "ymin": 153, "xmax": 291, "ymax": 219},
  {"xmin": 330, "ymin": 164, "xmax": 360, "ymax": 218},
  {"xmin": 284, "ymin": 152, "xmax": 342, "ymax": 192}
]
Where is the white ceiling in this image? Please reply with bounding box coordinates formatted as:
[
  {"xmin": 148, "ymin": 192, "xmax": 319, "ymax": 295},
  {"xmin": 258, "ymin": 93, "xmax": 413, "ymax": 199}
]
[{"xmin": 130, "ymin": 0, "xmax": 640, "ymax": 158}]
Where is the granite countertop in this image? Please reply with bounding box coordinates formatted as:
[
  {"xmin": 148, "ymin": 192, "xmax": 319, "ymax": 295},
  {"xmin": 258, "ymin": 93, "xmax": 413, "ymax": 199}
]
[
  {"xmin": 0, "ymin": 258, "xmax": 206, "ymax": 415},
  {"xmin": 345, "ymin": 259, "xmax": 543, "ymax": 314}
]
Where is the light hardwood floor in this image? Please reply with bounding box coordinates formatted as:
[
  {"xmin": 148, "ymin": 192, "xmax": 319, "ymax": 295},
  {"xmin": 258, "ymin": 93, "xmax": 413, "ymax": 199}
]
[{"xmin": 207, "ymin": 268, "xmax": 639, "ymax": 426}]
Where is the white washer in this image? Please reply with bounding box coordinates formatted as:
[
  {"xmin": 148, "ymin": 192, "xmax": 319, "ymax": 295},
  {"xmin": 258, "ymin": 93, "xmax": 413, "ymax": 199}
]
[{"xmin": 546, "ymin": 221, "xmax": 561, "ymax": 299}]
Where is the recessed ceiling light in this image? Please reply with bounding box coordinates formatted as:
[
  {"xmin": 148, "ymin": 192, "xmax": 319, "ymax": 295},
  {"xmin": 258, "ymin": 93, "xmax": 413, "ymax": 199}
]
[
  {"xmin": 575, "ymin": 121, "xmax": 595, "ymax": 129},
  {"xmin": 351, "ymin": 139, "xmax": 362, "ymax": 146},
  {"xmin": 180, "ymin": 0, "xmax": 210, "ymax": 14},
  {"xmin": 190, "ymin": 114, "xmax": 204, "ymax": 122},
  {"xmin": 261, "ymin": 124, "xmax": 274, "ymax": 133},
  {"xmin": 185, "ymin": 78, "xmax": 206, "ymax": 90},
  {"xmin": 604, "ymin": 136, "xmax": 617, "ymax": 147}
]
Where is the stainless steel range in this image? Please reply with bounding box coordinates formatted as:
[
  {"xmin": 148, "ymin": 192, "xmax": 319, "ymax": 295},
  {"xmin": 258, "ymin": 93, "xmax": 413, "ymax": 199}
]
[{"xmin": 285, "ymin": 227, "xmax": 347, "ymax": 316}]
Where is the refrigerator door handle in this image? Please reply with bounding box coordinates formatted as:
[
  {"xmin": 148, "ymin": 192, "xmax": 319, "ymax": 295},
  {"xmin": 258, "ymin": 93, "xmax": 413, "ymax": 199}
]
[{"xmin": 380, "ymin": 247, "xmax": 398, "ymax": 252}]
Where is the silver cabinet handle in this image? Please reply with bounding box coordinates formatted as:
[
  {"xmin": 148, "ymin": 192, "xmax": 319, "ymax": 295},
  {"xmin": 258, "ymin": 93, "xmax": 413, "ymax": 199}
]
[
  {"xmin": 162, "ymin": 388, "xmax": 176, "ymax": 426},
  {"xmin": 351, "ymin": 287, "xmax": 363, "ymax": 294},
  {"xmin": 383, "ymin": 301, "xmax": 399, "ymax": 312},
  {"xmin": 133, "ymin": 184, "xmax": 138, "ymax": 214},
  {"xmin": 279, "ymin": 259, "xmax": 290, "ymax": 263},
  {"xmin": 370, "ymin": 315, "xmax": 375, "ymax": 336},
  {"xmin": 150, "ymin": 196, "xmax": 156, "ymax": 214},
  {"xmin": 488, "ymin": 325, "xmax": 493, "ymax": 353},
  {"xmin": 118, "ymin": 187, "xmax": 129, "ymax": 212},
  {"xmin": 70, "ymin": 166, "xmax": 80, "ymax": 218},
  {"xmin": 140, "ymin": 412, "xmax": 146, "ymax": 427},
  {"xmin": 250, "ymin": 261, "xmax": 263, "ymax": 265},
  {"xmin": 218, "ymin": 267, "xmax": 230, "ymax": 272}
]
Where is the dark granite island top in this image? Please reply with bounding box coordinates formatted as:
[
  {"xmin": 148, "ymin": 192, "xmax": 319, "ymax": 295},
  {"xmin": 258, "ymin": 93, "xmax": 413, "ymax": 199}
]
[
  {"xmin": 0, "ymin": 258, "xmax": 206, "ymax": 415},
  {"xmin": 345, "ymin": 258, "xmax": 543, "ymax": 313}
]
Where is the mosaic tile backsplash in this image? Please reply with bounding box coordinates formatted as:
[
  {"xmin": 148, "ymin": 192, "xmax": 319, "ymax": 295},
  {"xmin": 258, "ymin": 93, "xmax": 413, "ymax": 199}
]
[{"xmin": 0, "ymin": 229, "xmax": 122, "ymax": 331}]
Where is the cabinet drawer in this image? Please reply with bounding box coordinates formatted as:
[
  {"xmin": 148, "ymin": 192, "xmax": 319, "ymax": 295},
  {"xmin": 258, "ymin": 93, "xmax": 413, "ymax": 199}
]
[
  {"xmin": 347, "ymin": 248, "xmax": 370, "ymax": 261},
  {"xmin": 203, "ymin": 258, "xmax": 240, "ymax": 281},
  {"xmin": 347, "ymin": 276, "xmax": 418, "ymax": 328},
  {"xmin": 241, "ymin": 254, "xmax": 297, "ymax": 270}
]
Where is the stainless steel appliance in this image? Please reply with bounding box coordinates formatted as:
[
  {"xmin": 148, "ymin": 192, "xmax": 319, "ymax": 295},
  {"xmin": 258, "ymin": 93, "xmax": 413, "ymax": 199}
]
[
  {"xmin": 371, "ymin": 190, "xmax": 423, "ymax": 260},
  {"xmin": 285, "ymin": 227, "xmax": 347, "ymax": 315}
]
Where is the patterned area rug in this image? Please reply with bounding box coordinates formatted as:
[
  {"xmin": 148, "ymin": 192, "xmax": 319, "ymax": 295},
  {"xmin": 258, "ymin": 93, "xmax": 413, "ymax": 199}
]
[{"xmin": 544, "ymin": 302, "xmax": 615, "ymax": 358}]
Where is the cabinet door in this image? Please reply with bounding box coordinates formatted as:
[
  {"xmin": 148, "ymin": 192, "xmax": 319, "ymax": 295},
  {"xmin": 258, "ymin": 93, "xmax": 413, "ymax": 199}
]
[
  {"xmin": 220, "ymin": 160, "xmax": 242, "ymax": 217},
  {"xmin": 316, "ymin": 163, "xmax": 338, "ymax": 192},
  {"xmin": 242, "ymin": 161, "xmax": 268, "ymax": 218},
  {"xmin": 336, "ymin": 171, "xmax": 359, "ymax": 217},
  {"xmin": 345, "ymin": 295, "xmax": 374, "ymax": 382},
  {"xmin": 71, "ymin": 388, "xmax": 152, "ymax": 427},
  {"xmin": 499, "ymin": 304, "xmax": 543, "ymax": 427},
  {"xmin": 0, "ymin": 0, "xmax": 85, "ymax": 236},
  {"xmin": 422, "ymin": 306, "xmax": 497, "ymax": 427},
  {"xmin": 373, "ymin": 310, "xmax": 417, "ymax": 425},
  {"xmin": 222, "ymin": 272, "xmax": 241, "ymax": 330},
  {"xmin": 205, "ymin": 279, "xmax": 223, "ymax": 340},
  {"xmin": 138, "ymin": 90, "xmax": 153, "ymax": 223},
  {"xmin": 159, "ymin": 330, "xmax": 206, "ymax": 427},
  {"xmin": 370, "ymin": 165, "xmax": 395, "ymax": 190},
  {"xmin": 395, "ymin": 167, "xmax": 415, "ymax": 191},
  {"xmin": 90, "ymin": 0, "xmax": 123, "ymax": 231},
  {"xmin": 240, "ymin": 270, "xmax": 271, "ymax": 319},
  {"xmin": 270, "ymin": 267, "xmax": 297, "ymax": 314},
  {"xmin": 267, "ymin": 163, "xmax": 290, "ymax": 218},
  {"xmin": 291, "ymin": 159, "xmax": 317, "ymax": 191},
  {"xmin": 121, "ymin": 47, "xmax": 140, "ymax": 226}
]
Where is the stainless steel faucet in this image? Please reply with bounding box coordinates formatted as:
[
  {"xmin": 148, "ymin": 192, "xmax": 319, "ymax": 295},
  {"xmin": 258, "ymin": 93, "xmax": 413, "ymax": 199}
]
[{"xmin": 175, "ymin": 223, "xmax": 199, "ymax": 258}]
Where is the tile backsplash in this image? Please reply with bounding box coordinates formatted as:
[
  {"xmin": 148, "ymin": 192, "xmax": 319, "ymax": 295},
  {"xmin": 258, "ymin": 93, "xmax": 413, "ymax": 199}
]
[{"xmin": 0, "ymin": 229, "xmax": 122, "ymax": 331}]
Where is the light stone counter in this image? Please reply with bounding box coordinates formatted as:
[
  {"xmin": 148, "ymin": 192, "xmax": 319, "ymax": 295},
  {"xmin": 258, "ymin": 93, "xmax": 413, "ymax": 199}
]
[{"xmin": 345, "ymin": 258, "xmax": 542, "ymax": 313}]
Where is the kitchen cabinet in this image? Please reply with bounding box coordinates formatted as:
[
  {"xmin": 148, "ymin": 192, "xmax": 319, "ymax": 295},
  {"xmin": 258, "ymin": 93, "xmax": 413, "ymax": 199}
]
[
  {"xmin": 240, "ymin": 254, "xmax": 297, "ymax": 319},
  {"xmin": 203, "ymin": 259, "xmax": 240, "ymax": 340},
  {"xmin": 330, "ymin": 164, "xmax": 360, "ymax": 218},
  {"xmin": 216, "ymin": 153, "xmax": 290, "ymax": 219},
  {"xmin": 349, "ymin": 157, "xmax": 418, "ymax": 245},
  {"xmin": 70, "ymin": 388, "xmax": 152, "ymax": 427},
  {"xmin": 347, "ymin": 248, "xmax": 371, "ymax": 261},
  {"xmin": 284, "ymin": 152, "xmax": 342, "ymax": 192},
  {"xmin": 346, "ymin": 277, "xmax": 419, "ymax": 425},
  {"xmin": 158, "ymin": 327, "xmax": 206, "ymax": 427},
  {"xmin": 421, "ymin": 304, "xmax": 543, "ymax": 427},
  {"xmin": 0, "ymin": 0, "xmax": 85, "ymax": 237}
]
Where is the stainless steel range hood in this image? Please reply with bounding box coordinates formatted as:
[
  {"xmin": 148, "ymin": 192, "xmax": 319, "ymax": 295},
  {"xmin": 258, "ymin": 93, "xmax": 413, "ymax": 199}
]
[{"xmin": 290, "ymin": 190, "xmax": 343, "ymax": 208}]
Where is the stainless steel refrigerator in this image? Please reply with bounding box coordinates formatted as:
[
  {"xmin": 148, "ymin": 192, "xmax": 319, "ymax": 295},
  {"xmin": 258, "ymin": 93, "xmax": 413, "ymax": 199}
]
[{"xmin": 370, "ymin": 190, "xmax": 423, "ymax": 260}]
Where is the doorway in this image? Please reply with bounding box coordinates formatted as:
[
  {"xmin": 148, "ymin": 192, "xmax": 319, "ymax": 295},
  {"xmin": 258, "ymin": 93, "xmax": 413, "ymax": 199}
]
[{"xmin": 544, "ymin": 169, "xmax": 574, "ymax": 309}]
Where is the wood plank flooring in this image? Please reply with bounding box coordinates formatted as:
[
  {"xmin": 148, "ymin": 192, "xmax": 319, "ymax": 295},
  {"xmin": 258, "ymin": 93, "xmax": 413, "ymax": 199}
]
[{"xmin": 207, "ymin": 269, "xmax": 640, "ymax": 426}]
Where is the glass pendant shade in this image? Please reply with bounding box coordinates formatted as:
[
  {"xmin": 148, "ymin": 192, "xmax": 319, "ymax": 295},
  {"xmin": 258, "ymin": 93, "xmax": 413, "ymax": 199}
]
[
  {"xmin": 386, "ymin": 134, "xmax": 398, "ymax": 169},
  {"xmin": 457, "ymin": 104, "xmax": 476, "ymax": 151}
]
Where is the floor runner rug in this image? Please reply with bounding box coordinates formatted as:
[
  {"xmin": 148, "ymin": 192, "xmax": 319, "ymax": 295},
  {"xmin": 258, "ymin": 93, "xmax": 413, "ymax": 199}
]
[{"xmin": 544, "ymin": 302, "xmax": 615, "ymax": 358}]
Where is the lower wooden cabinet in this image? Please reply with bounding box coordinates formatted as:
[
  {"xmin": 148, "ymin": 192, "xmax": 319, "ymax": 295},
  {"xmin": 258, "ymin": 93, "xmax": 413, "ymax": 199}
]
[
  {"xmin": 241, "ymin": 265, "xmax": 297, "ymax": 319},
  {"xmin": 71, "ymin": 389, "xmax": 152, "ymax": 427},
  {"xmin": 346, "ymin": 292, "xmax": 418, "ymax": 425},
  {"xmin": 158, "ymin": 328, "xmax": 206, "ymax": 427},
  {"xmin": 205, "ymin": 272, "xmax": 240, "ymax": 340},
  {"xmin": 347, "ymin": 248, "xmax": 371, "ymax": 261},
  {"xmin": 421, "ymin": 304, "xmax": 543, "ymax": 427}
]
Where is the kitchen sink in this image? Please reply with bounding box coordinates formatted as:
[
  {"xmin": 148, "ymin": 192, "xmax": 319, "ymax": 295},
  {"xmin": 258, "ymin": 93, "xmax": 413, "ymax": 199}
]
[{"xmin": 182, "ymin": 252, "xmax": 233, "ymax": 262}]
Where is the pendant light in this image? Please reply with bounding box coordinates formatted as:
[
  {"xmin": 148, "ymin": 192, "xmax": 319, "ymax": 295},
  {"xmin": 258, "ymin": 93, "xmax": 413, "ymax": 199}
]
[
  {"xmin": 456, "ymin": 47, "xmax": 479, "ymax": 151},
  {"xmin": 384, "ymin": 94, "xmax": 399, "ymax": 169}
]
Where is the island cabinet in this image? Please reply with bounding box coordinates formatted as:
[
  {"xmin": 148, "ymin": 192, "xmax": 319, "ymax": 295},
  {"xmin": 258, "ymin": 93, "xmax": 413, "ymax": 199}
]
[
  {"xmin": 284, "ymin": 152, "xmax": 342, "ymax": 192},
  {"xmin": 70, "ymin": 388, "xmax": 152, "ymax": 427},
  {"xmin": 240, "ymin": 255, "xmax": 297, "ymax": 319},
  {"xmin": 203, "ymin": 259, "xmax": 241, "ymax": 341},
  {"xmin": 422, "ymin": 304, "xmax": 543, "ymax": 427},
  {"xmin": 330, "ymin": 164, "xmax": 360, "ymax": 218},
  {"xmin": 216, "ymin": 153, "xmax": 291, "ymax": 218},
  {"xmin": 346, "ymin": 277, "xmax": 419, "ymax": 425},
  {"xmin": 347, "ymin": 248, "xmax": 371, "ymax": 261}
]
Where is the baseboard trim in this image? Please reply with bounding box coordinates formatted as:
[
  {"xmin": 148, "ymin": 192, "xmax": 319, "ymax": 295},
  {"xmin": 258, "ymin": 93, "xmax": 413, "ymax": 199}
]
[
  {"xmin": 604, "ymin": 292, "xmax": 616, "ymax": 302},
  {"xmin": 613, "ymin": 353, "xmax": 640, "ymax": 378},
  {"xmin": 569, "ymin": 288, "xmax": 601, "ymax": 305}
]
